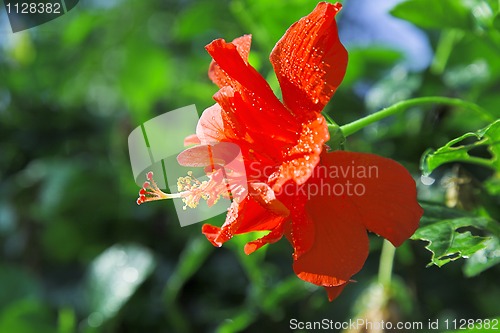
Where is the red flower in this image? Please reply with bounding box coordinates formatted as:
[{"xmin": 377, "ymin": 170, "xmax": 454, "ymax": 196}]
[{"xmin": 138, "ymin": 2, "xmax": 423, "ymax": 301}]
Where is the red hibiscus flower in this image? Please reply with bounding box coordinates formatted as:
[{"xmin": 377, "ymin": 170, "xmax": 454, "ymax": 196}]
[{"xmin": 138, "ymin": 2, "xmax": 423, "ymax": 301}]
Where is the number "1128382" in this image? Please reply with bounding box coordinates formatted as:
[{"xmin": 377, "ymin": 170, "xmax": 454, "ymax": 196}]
[{"xmin": 6, "ymin": 2, "xmax": 62, "ymax": 14}]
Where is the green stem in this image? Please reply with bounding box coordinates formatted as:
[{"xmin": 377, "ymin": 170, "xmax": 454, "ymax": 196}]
[
  {"xmin": 338, "ymin": 96, "xmax": 494, "ymax": 137},
  {"xmin": 163, "ymin": 237, "xmax": 213, "ymax": 333},
  {"xmin": 378, "ymin": 239, "xmax": 396, "ymax": 286},
  {"xmin": 58, "ymin": 307, "xmax": 76, "ymax": 333},
  {"xmin": 431, "ymin": 30, "xmax": 461, "ymax": 75}
]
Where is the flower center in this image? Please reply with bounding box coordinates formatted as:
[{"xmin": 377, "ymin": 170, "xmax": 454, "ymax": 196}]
[{"xmin": 136, "ymin": 171, "xmax": 232, "ymax": 210}]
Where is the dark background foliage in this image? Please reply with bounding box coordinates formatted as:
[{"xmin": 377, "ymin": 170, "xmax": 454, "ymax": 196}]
[{"xmin": 0, "ymin": 0, "xmax": 499, "ymax": 332}]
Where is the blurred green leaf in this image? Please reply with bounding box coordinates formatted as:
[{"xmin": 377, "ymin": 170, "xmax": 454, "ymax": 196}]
[
  {"xmin": 443, "ymin": 59, "xmax": 491, "ymax": 89},
  {"xmin": 174, "ymin": 2, "xmax": 224, "ymax": 40},
  {"xmin": 216, "ymin": 311, "xmax": 257, "ymax": 333},
  {"xmin": 495, "ymin": 14, "xmax": 500, "ymax": 30},
  {"xmin": 57, "ymin": 307, "xmax": 76, "ymax": 333},
  {"xmin": 85, "ymin": 244, "xmax": 155, "ymax": 325},
  {"xmin": 231, "ymin": 0, "xmax": 318, "ymax": 51},
  {"xmin": 119, "ymin": 46, "xmax": 173, "ymax": 121},
  {"xmin": 390, "ymin": 0, "xmax": 473, "ymax": 30},
  {"xmin": 412, "ymin": 204, "xmax": 500, "ymax": 267},
  {"xmin": 0, "ymin": 299, "xmax": 54, "ymax": 333},
  {"xmin": 163, "ymin": 236, "xmax": 214, "ymax": 333},
  {"xmin": 421, "ymin": 119, "xmax": 500, "ymax": 175},
  {"xmin": 463, "ymin": 0, "xmax": 498, "ymax": 29},
  {"xmin": 419, "ymin": 203, "xmax": 474, "ymax": 225},
  {"xmin": 365, "ymin": 67, "xmax": 421, "ymax": 111},
  {"xmin": 485, "ymin": 175, "xmax": 500, "ymax": 195},
  {"xmin": 260, "ymin": 277, "xmax": 309, "ymax": 315},
  {"xmin": 163, "ymin": 236, "xmax": 213, "ymax": 304},
  {"xmin": 343, "ymin": 47, "xmax": 402, "ymax": 87},
  {"xmin": 0, "ymin": 265, "xmax": 41, "ymax": 309},
  {"xmin": 463, "ymin": 237, "xmax": 500, "ymax": 277}
]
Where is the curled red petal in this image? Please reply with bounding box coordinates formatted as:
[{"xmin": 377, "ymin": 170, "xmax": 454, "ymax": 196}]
[
  {"xmin": 270, "ymin": 2, "xmax": 348, "ymax": 115},
  {"xmin": 233, "ymin": 195, "xmax": 287, "ymax": 234},
  {"xmin": 244, "ymin": 222, "xmax": 285, "ymax": 255},
  {"xmin": 202, "ymin": 224, "xmax": 223, "ymax": 247},
  {"xmin": 209, "ymin": 34, "xmax": 252, "ymax": 88},
  {"xmin": 205, "ymin": 38, "xmax": 285, "ymax": 113},
  {"xmin": 202, "ymin": 193, "xmax": 287, "ymax": 248},
  {"xmin": 249, "ymin": 182, "xmax": 290, "ymax": 217}
]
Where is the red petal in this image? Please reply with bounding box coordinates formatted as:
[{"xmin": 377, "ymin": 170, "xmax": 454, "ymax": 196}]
[
  {"xmin": 249, "ymin": 183, "xmax": 290, "ymax": 217},
  {"xmin": 293, "ymin": 189, "xmax": 369, "ymax": 286},
  {"xmin": 244, "ymin": 222, "xmax": 285, "ymax": 255},
  {"xmin": 208, "ymin": 35, "xmax": 252, "ymax": 88},
  {"xmin": 183, "ymin": 134, "xmax": 201, "ymax": 146},
  {"xmin": 271, "ymin": 115, "xmax": 329, "ymax": 191},
  {"xmin": 202, "ymin": 193, "xmax": 287, "ymax": 248},
  {"xmin": 196, "ymin": 103, "xmax": 233, "ymax": 144},
  {"xmin": 177, "ymin": 142, "xmax": 241, "ymax": 168},
  {"xmin": 202, "ymin": 224, "xmax": 223, "ymax": 247},
  {"xmin": 206, "ymin": 38, "xmax": 285, "ymax": 113},
  {"xmin": 325, "ymin": 282, "xmax": 349, "ymax": 301},
  {"xmin": 283, "ymin": 194, "xmax": 315, "ymax": 260},
  {"xmin": 270, "ymin": 2, "xmax": 348, "ymax": 115},
  {"xmin": 292, "ymin": 150, "xmax": 422, "ymax": 289},
  {"xmin": 213, "ymin": 86, "xmax": 299, "ymax": 157},
  {"xmin": 176, "ymin": 144, "xmax": 216, "ymax": 167},
  {"xmin": 320, "ymin": 151, "xmax": 423, "ymax": 246},
  {"xmin": 234, "ymin": 195, "xmax": 287, "ymax": 234}
]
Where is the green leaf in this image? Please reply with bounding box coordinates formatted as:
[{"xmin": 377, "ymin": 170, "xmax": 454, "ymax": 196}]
[
  {"xmin": 412, "ymin": 217, "xmax": 490, "ymax": 267},
  {"xmin": 0, "ymin": 300, "xmax": 54, "ymax": 333},
  {"xmin": 494, "ymin": 13, "xmax": 500, "ymax": 30},
  {"xmin": 421, "ymin": 119, "xmax": 500, "ymax": 176},
  {"xmin": 163, "ymin": 237, "xmax": 214, "ymax": 333},
  {"xmin": 261, "ymin": 277, "xmax": 309, "ymax": 314},
  {"xmin": 463, "ymin": 0, "xmax": 498, "ymax": 29},
  {"xmin": 365, "ymin": 68, "xmax": 422, "ymax": 112},
  {"xmin": 343, "ymin": 47, "xmax": 402, "ymax": 86},
  {"xmin": 216, "ymin": 311, "xmax": 257, "ymax": 333},
  {"xmin": 390, "ymin": 0, "xmax": 474, "ymax": 30},
  {"xmin": 485, "ymin": 175, "xmax": 500, "ymax": 196},
  {"xmin": 84, "ymin": 244, "xmax": 155, "ymax": 325},
  {"xmin": 412, "ymin": 203, "xmax": 500, "ymax": 267},
  {"xmin": 163, "ymin": 237, "xmax": 214, "ymax": 304},
  {"xmin": 418, "ymin": 203, "xmax": 472, "ymax": 226},
  {"xmin": 0, "ymin": 265, "xmax": 41, "ymax": 310},
  {"xmin": 463, "ymin": 237, "xmax": 500, "ymax": 277}
]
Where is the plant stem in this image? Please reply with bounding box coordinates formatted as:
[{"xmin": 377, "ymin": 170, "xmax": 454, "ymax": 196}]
[
  {"xmin": 431, "ymin": 30, "xmax": 461, "ymax": 75},
  {"xmin": 338, "ymin": 97, "xmax": 494, "ymax": 137},
  {"xmin": 378, "ymin": 239, "xmax": 396, "ymax": 286}
]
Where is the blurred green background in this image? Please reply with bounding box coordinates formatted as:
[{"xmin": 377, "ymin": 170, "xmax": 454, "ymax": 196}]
[{"xmin": 1, "ymin": 0, "xmax": 499, "ymax": 332}]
